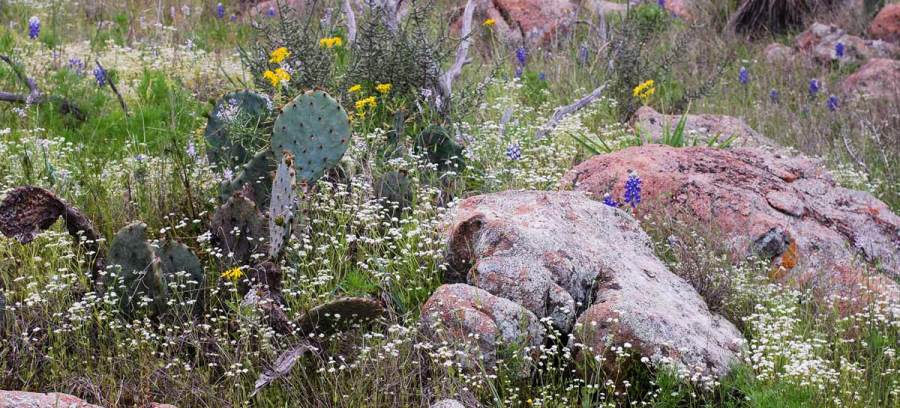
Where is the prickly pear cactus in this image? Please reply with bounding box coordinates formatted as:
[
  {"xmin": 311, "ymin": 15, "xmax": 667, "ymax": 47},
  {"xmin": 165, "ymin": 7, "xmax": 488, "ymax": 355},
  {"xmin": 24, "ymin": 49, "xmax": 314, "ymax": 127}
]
[
  {"xmin": 205, "ymin": 90, "xmax": 274, "ymax": 169},
  {"xmin": 375, "ymin": 171, "xmax": 413, "ymax": 215},
  {"xmin": 108, "ymin": 222, "xmax": 167, "ymax": 314},
  {"xmin": 295, "ymin": 297, "xmax": 385, "ymax": 336},
  {"xmin": 415, "ymin": 125, "xmax": 464, "ymax": 171},
  {"xmin": 156, "ymin": 241, "xmax": 205, "ymax": 311},
  {"xmin": 268, "ymin": 151, "xmax": 297, "ymax": 259},
  {"xmin": 272, "ymin": 90, "xmax": 352, "ymax": 184},
  {"xmin": 219, "ymin": 148, "xmax": 276, "ymax": 205},
  {"xmin": 211, "ymin": 186, "xmax": 268, "ymax": 267}
]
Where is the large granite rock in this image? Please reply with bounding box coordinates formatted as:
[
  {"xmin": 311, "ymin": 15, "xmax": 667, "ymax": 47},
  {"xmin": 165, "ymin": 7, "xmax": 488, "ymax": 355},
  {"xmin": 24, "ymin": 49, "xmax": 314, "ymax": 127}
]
[
  {"xmin": 423, "ymin": 190, "xmax": 744, "ymax": 377},
  {"xmin": 452, "ymin": 0, "xmax": 578, "ymax": 46},
  {"xmin": 0, "ymin": 391, "xmax": 102, "ymax": 408},
  {"xmin": 562, "ymin": 145, "xmax": 900, "ymax": 305},
  {"xmin": 869, "ymin": 4, "xmax": 900, "ymax": 43},
  {"xmin": 632, "ymin": 106, "xmax": 778, "ymax": 149},
  {"xmin": 840, "ymin": 58, "xmax": 900, "ymax": 101}
]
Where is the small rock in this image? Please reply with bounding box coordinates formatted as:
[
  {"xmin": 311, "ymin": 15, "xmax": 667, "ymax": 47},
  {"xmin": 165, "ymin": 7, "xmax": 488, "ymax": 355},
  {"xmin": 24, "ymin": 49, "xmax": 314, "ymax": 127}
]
[
  {"xmin": 0, "ymin": 391, "xmax": 103, "ymax": 408},
  {"xmin": 431, "ymin": 399, "xmax": 466, "ymax": 408},
  {"xmin": 795, "ymin": 22, "xmax": 898, "ymax": 65},
  {"xmin": 632, "ymin": 106, "xmax": 778, "ymax": 149},
  {"xmin": 840, "ymin": 58, "xmax": 900, "ymax": 101},
  {"xmin": 869, "ymin": 4, "xmax": 900, "ymax": 43},
  {"xmin": 763, "ymin": 42, "xmax": 795, "ymax": 64}
]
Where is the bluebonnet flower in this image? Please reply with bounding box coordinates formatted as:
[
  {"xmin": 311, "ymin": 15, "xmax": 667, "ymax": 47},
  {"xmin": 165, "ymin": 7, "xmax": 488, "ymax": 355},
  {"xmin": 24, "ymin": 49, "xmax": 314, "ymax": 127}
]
[
  {"xmin": 28, "ymin": 16, "xmax": 40, "ymax": 40},
  {"xmin": 506, "ymin": 143, "xmax": 522, "ymax": 160},
  {"xmin": 623, "ymin": 172, "xmax": 642, "ymax": 208},
  {"xmin": 266, "ymin": 7, "xmax": 277, "ymax": 17},
  {"xmin": 658, "ymin": 0, "xmax": 666, "ymax": 7},
  {"xmin": 769, "ymin": 89, "xmax": 779, "ymax": 103},
  {"xmin": 539, "ymin": 72, "xmax": 546, "ymax": 81},
  {"xmin": 93, "ymin": 66, "xmax": 107, "ymax": 87},
  {"xmin": 578, "ymin": 45, "xmax": 589, "ymax": 65},
  {"xmin": 515, "ymin": 47, "xmax": 527, "ymax": 66},
  {"xmin": 739, "ymin": 67, "xmax": 749, "ymax": 85},
  {"xmin": 515, "ymin": 66, "xmax": 523, "ymax": 79},
  {"xmin": 230, "ymin": 14, "xmax": 237, "ymax": 22},
  {"xmin": 835, "ymin": 42, "xmax": 845, "ymax": 59},
  {"xmin": 67, "ymin": 58, "xmax": 85, "ymax": 76},
  {"xmin": 216, "ymin": 3, "xmax": 225, "ymax": 19},
  {"xmin": 186, "ymin": 141, "xmax": 197, "ymax": 159},
  {"xmin": 827, "ymin": 95, "xmax": 839, "ymax": 111},
  {"xmin": 602, "ymin": 193, "xmax": 621, "ymax": 208},
  {"xmin": 808, "ymin": 79, "xmax": 819, "ymax": 97}
]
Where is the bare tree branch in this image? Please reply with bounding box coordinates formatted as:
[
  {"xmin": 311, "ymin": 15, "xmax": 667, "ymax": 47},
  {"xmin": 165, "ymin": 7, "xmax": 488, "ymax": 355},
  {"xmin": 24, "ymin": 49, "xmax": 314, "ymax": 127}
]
[
  {"xmin": 535, "ymin": 84, "xmax": 608, "ymax": 140},
  {"xmin": 437, "ymin": 0, "xmax": 476, "ymax": 110},
  {"xmin": 0, "ymin": 54, "xmax": 84, "ymax": 120},
  {"xmin": 343, "ymin": 0, "xmax": 358, "ymax": 44}
]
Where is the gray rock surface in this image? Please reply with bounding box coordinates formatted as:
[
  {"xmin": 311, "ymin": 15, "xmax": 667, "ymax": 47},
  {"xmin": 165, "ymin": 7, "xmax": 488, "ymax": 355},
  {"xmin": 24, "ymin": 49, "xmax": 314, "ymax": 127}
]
[
  {"xmin": 0, "ymin": 391, "xmax": 103, "ymax": 408},
  {"xmin": 425, "ymin": 190, "xmax": 744, "ymax": 377},
  {"xmin": 631, "ymin": 106, "xmax": 778, "ymax": 150}
]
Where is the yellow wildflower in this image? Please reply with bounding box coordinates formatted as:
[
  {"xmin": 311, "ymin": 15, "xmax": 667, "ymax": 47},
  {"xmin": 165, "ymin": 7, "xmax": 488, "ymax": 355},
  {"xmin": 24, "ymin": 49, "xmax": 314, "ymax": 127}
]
[
  {"xmin": 355, "ymin": 96, "xmax": 377, "ymax": 110},
  {"xmin": 483, "ymin": 18, "xmax": 496, "ymax": 27},
  {"xmin": 632, "ymin": 79, "xmax": 656, "ymax": 105},
  {"xmin": 263, "ymin": 68, "xmax": 291, "ymax": 87},
  {"xmin": 319, "ymin": 36, "xmax": 343, "ymax": 49},
  {"xmin": 221, "ymin": 267, "xmax": 243, "ymax": 281},
  {"xmin": 348, "ymin": 84, "xmax": 362, "ymax": 93},
  {"xmin": 269, "ymin": 47, "xmax": 290, "ymax": 63},
  {"xmin": 375, "ymin": 83, "xmax": 392, "ymax": 94}
]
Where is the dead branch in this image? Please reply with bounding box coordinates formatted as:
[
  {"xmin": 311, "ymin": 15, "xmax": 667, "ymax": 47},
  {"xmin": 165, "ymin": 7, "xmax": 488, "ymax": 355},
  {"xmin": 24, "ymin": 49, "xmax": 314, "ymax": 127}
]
[
  {"xmin": 96, "ymin": 60, "xmax": 129, "ymax": 116},
  {"xmin": 437, "ymin": 0, "xmax": 476, "ymax": 110},
  {"xmin": 343, "ymin": 0, "xmax": 358, "ymax": 44},
  {"xmin": 535, "ymin": 84, "xmax": 608, "ymax": 140}
]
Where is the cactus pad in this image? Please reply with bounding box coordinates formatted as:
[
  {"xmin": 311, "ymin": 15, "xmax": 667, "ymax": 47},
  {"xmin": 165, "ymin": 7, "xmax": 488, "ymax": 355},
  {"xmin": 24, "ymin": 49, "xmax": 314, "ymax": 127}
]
[
  {"xmin": 272, "ymin": 90, "xmax": 352, "ymax": 184},
  {"xmin": 211, "ymin": 186, "xmax": 268, "ymax": 267},
  {"xmin": 205, "ymin": 90, "xmax": 274, "ymax": 168},
  {"xmin": 295, "ymin": 297, "xmax": 385, "ymax": 336},
  {"xmin": 108, "ymin": 222, "xmax": 167, "ymax": 314},
  {"xmin": 268, "ymin": 151, "xmax": 297, "ymax": 259},
  {"xmin": 415, "ymin": 125, "xmax": 464, "ymax": 171},
  {"xmin": 219, "ymin": 148, "xmax": 276, "ymax": 205},
  {"xmin": 375, "ymin": 171, "xmax": 413, "ymax": 215}
]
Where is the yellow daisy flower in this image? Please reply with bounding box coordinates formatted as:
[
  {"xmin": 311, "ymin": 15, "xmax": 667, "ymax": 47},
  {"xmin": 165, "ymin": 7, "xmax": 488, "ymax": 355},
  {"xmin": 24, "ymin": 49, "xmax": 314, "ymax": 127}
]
[
  {"xmin": 483, "ymin": 18, "xmax": 496, "ymax": 27},
  {"xmin": 221, "ymin": 266, "xmax": 243, "ymax": 281},
  {"xmin": 269, "ymin": 47, "xmax": 290, "ymax": 64},
  {"xmin": 348, "ymin": 84, "xmax": 362, "ymax": 93},
  {"xmin": 375, "ymin": 83, "xmax": 392, "ymax": 94}
]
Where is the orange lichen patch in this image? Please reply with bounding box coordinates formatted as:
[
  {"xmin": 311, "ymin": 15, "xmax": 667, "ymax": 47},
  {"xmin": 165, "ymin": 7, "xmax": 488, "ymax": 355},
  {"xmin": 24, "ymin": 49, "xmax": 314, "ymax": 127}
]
[{"xmin": 769, "ymin": 240, "xmax": 798, "ymax": 280}]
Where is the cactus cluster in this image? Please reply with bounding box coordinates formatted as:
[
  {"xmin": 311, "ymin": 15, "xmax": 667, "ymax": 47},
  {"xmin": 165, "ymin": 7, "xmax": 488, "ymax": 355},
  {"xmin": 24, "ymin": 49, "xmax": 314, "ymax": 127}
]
[
  {"xmin": 108, "ymin": 222, "xmax": 204, "ymax": 315},
  {"xmin": 211, "ymin": 186, "xmax": 268, "ymax": 268},
  {"xmin": 268, "ymin": 152, "xmax": 297, "ymax": 259},
  {"xmin": 414, "ymin": 125, "xmax": 464, "ymax": 171},
  {"xmin": 375, "ymin": 171, "xmax": 413, "ymax": 216}
]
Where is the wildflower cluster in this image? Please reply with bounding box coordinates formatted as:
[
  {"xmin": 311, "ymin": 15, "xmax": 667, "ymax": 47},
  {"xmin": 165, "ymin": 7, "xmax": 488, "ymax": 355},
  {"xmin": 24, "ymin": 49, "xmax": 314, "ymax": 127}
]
[
  {"xmin": 632, "ymin": 80, "xmax": 656, "ymax": 105},
  {"xmin": 262, "ymin": 47, "xmax": 292, "ymax": 88},
  {"xmin": 318, "ymin": 36, "xmax": 343, "ymax": 49}
]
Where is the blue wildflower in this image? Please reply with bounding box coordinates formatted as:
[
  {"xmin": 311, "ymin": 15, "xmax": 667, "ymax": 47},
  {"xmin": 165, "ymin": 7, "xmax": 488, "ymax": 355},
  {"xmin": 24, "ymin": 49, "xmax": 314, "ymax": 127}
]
[
  {"xmin": 28, "ymin": 16, "xmax": 40, "ymax": 40},
  {"xmin": 623, "ymin": 172, "xmax": 642, "ymax": 208},
  {"xmin": 578, "ymin": 45, "xmax": 589, "ymax": 65},
  {"xmin": 539, "ymin": 72, "xmax": 546, "ymax": 81},
  {"xmin": 835, "ymin": 42, "xmax": 845, "ymax": 59},
  {"xmin": 808, "ymin": 79, "xmax": 820, "ymax": 97},
  {"xmin": 216, "ymin": 3, "xmax": 225, "ymax": 19},
  {"xmin": 506, "ymin": 143, "xmax": 522, "ymax": 161},
  {"xmin": 827, "ymin": 95, "xmax": 839, "ymax": 111},
  {"xmin": 67, "ymin": 58, "xmax": 85, "ymax": 76},
  {"xmin": 658, "ymin": 0, "xmax": 666, "ymax": 8},
  {"xmin": 769, "ymin": 89, "xmax": 779, "ymax": 103},
  {"xmin": 515, "ymin": 66, "xmax": 523, "ymax": 79},
  {"xmin": 515, "ymin": 47, "xmax": 527, "ymax": 66},
  {"xmin": 739, "ymin": 67, "xmax": 749, "ymax": 85},
  {"xmin": 602, "ymin": 193, "xmax": 622, "ymax": 208},
  {"xmin": 93, "ymin": 66, "xmax": 107, "ymax": 87},
  {"xmin": 266, "ymin": 7, "xmax": 276, "ymax": 17}
]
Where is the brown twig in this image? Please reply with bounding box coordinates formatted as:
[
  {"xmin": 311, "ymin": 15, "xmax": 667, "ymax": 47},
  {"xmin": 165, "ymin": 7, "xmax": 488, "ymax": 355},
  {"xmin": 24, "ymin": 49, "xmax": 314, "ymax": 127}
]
[
  {"xmin": 95, "ymin": 60, "xmax": 129, "ymax": 116},
  {"xmin": 536, "ymin": 84, "xmax": 608, "ymax": 140}
]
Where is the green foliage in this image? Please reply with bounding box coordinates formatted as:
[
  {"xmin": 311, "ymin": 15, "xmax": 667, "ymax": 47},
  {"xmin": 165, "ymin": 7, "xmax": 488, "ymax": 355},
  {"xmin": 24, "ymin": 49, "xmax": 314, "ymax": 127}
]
[
  {"xmin": 204, "ymin": 90, "xmax": 274, "ymax": 170},
  {"xmin": 414, "ymin": 125, "xmax": 464, "ymax": 171},
  {"xmin": 375, "ymin": 170, "xmax": 413, "ymax": 216},
  {"xmin": 272, "ymin": 90, "xmax": 352, "ymax": 184}
]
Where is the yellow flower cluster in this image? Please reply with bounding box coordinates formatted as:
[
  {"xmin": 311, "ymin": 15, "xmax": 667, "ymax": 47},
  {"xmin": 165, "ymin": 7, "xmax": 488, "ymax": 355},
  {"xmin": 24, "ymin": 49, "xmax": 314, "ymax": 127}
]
[
  {"xmin": 269, "ymin": 47, "xmax": 290, "ymax": 63},
  {"xmin": 348, "ymin": 84, "xmax": 362, "ymax": 93},
  {"xmin": 633, "ymin": 79, "xmax": 656, "ymax": 105},
  {"xmin": 263, "ymin": 68, "xmax": 291, "ymax": 87},
  {"xmin": 375, "ymin": 83, "xmax": 391, "ymax": 94},
  {"xmin": 354, "ymin": 96, "xmax": 377, "ymax": 111},
  {"xmin": 221, "ymin": 266, "xmax": 243, "ymax": 281},
  {"xmin": 483, "ymin": 18, "xmax": 496, "ymax": 27},
  {"xmin": 319, "ymin": 36, "xmax": 343, "ymax": 48}
]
